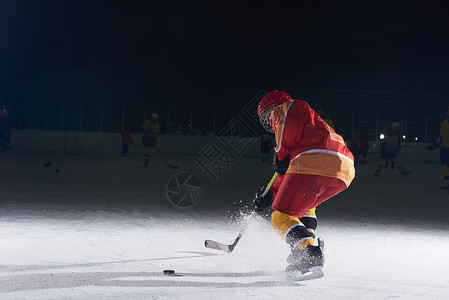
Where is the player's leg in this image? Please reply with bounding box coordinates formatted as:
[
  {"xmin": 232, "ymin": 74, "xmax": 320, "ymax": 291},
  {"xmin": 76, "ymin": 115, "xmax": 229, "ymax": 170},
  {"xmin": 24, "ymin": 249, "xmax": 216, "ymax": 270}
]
[
  {"xmin": 361, "ymin": 149, "xmax": 368, "ymax": 164},
  {"xmin": 392, "ymin": 157, "xmax": 410, "ymax": 176},
  {"xmin": 271, "ymin": 174, "xmax": 325, "ymax": 276},
  {"xmin": 124, "ymin": 143, "xmax": 129, "ymax": 156},
  {"xmin": 272, "ymin": 210, "xmax": 324, "ymax": 278},
  {"xmin": 440, "ymin": 147, "xmax": 449, "ymax": 190},
  {"xmin": 374, "ymin": 158, "xmax": 387, "ymax": 176},
  {"xmin": 142, "ymin": 135, "xmax": 153, "ymax": 167},
  {"xmin": 300, "ymin": 207, "xmax": 317, "ymax": 240},
  {"xmin": 442, "ymin": 165, "xmax": 449, "ymax": 190},
  {"xmin": 144, "ymin": 146, "xmax": 152, "ymax": 167},
  {"xmin": 121, "ymin": 143, "xmax": 129, "ymax": 157},
  {"xmin": 271, "ymin": 174, "xmax": 347, "ymax": 277},
  {"xmin": 271, "ymin": 174, "xmax": 320, "ymax": 249},
  {"xmin": 352, "ymin": 149, "xmax": 360, "ymax": 166},
  {"xmin": 272, "ymin": 210, "xmax": 315, "ymax": 250},
  {"xmin": 272, "ymin": 174, "xmax": 345, "ymax": 218}
]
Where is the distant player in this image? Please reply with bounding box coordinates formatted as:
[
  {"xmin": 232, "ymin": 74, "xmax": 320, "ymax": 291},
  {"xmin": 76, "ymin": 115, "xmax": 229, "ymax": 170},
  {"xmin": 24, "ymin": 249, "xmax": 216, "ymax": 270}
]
[
  {"xmin": 253, "ymin": 90, "xmax": 355, "ymax": 280},
  {"xmin": 373, "ymin": 122, "xmax": 410, "ymax": 177},
  {"xmin": 142, "ymin": 113, "xmax": 160, "ymax": 167},
  {"xmin": 121, "ymin": 127, "xmax": 134, "ymax": 157},
  {"xmin": 439, "ymin": 107, "xmax": 449, "ymax": 191},
  {"xmin": 0, "ymin": 105, "xmax": 11, "ymax": 153},
  {"xmin": 351, "ymin": 133, "xmax": 370, "ymax": 166},
  {"xmin": 428, "ymin": 106, "xmax": 449, "ymax": 191}
]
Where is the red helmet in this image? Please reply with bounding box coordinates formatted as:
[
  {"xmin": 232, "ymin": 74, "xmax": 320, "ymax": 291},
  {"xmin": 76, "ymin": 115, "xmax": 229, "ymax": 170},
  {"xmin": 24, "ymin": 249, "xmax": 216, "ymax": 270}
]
[
  {"xmin": 257, "ymin": 90, "xmax": 292, "ymax": 116},
  {"xmin": 258, "ymin": 90, "xmax": 292, "ymax": 132}
]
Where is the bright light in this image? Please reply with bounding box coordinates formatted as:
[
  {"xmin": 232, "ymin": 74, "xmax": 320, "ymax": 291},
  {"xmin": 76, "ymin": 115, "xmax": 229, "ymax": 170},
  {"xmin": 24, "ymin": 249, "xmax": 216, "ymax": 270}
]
[
  {"xmin": 380, "ymin": 134, "xmax": 385, "ymax": 140},
  {"xmin": 415, "ymin": 137, "xmax": 418, "ymax": 141},
  {"xmin": 402, "ymin": 135, "xmax": 406, "ymax": 139}
]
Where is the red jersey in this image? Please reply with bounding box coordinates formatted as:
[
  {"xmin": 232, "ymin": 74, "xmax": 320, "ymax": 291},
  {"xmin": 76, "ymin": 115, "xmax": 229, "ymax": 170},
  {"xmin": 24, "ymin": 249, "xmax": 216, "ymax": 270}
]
[
  {"xmin": 121, "ymin": 130, "xmax": 132, "ymax": 143},
  {"xmin": 351, "ymin": 135, "xmax": 369, "ymax": 151},
  {"xmin": 270, "ymin": 100, "xmax": 355, "ymax": 187},
  {"xmin": 382, "ymin": 129, "xmax": 400, "ymax": 153}
]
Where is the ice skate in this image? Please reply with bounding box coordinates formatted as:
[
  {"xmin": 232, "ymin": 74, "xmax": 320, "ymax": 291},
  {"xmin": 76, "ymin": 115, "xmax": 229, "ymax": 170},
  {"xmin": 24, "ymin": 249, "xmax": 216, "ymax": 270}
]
[
  {"xmin": 286, "ymin": 237, "xmax": 325, "ymax": 281},
  {"xmin": 440, "ymin": 183, "xmax": 449, "ymax": 192},
  {"xmin": 400, "ymin": 169, "xmax": 411, "ymax": 177}
]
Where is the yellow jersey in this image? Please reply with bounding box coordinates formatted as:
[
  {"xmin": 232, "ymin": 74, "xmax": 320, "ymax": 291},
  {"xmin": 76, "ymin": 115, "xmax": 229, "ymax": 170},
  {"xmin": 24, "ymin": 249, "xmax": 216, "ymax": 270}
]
[
  {"xmin": 142, "ymin": 120, "xmax": 160, "ymax": 137},
  {"xmin": 440, "ymin": 119, "xmax": 449, "ymax": 148}
]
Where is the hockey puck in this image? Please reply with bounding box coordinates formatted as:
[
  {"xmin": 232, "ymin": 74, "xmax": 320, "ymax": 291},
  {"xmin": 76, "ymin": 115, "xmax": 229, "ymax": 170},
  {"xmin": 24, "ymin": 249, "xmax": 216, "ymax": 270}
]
[
  {"xmin": 163, "ymin": 270, "xmax": 175, "ymax": 275},
  {"xmin": 55, "ymin": 169, "xmax": 59, "ymax": 173}
]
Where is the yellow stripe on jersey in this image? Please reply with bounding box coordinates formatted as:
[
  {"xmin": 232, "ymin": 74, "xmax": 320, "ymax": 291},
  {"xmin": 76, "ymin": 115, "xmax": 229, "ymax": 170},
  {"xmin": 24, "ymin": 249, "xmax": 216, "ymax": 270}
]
[
  {"xmin": 288, "ymin": 151, "xmax": 355, "ymax": 187},
  {"xmin": 142, "ymin": 120, "xmax": 160, "ymax": 137}
]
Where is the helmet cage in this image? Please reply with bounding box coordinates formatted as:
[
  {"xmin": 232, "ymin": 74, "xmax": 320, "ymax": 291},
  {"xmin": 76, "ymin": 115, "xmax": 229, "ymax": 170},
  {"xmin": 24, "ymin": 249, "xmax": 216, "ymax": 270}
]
[{"xmin": 259, "ymin": 107, "xmax": 275, "ymax": 133}]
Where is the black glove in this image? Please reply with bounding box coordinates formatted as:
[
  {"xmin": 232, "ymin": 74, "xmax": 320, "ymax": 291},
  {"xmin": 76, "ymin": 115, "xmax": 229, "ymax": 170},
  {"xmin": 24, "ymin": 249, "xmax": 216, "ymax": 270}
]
[
  {"xmin": 273, "ymin": 153, "xmax": 289, "ymax": 175},
  {"xmin": 253, "ymin": 184, "xmax": 273, "ymax": 212},
  {"xmin": 427, "ymin": 137, "xmax": 442, "ymax": 151}
]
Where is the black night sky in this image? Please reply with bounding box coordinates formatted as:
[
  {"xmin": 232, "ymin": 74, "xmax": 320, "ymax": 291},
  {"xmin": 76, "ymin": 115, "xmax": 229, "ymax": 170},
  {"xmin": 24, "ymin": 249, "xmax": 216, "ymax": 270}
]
[{"xmin": 1, "ymin": 0, "xmax": 449, "ymax": 132}]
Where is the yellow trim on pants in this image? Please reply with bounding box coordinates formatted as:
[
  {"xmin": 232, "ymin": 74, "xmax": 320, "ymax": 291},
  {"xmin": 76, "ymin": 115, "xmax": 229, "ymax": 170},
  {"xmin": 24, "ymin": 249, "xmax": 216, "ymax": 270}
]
[
  {"xmin": 272, "ymin": 210, "xmax": 315, "ymax": 250},
  {"xmin": 302, "ymin": 207, "xmax": 316, "ymax": 217},
  {"xmin": 144, "ymin": 146, "xmax": 153, "ymax": 156}
]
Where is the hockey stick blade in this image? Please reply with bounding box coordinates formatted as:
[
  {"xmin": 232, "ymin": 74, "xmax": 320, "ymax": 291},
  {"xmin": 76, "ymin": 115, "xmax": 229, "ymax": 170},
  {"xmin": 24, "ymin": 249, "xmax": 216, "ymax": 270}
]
[
  {"xmin": 1, "ymin": 141, "xmax": 52, "ymax": 169},
  {"xmin": 204, "ymin": 173, "xmax": 279, "ymax": 254},
  {"xmin": 204, "ymin": 240, "xmax": 232, "ymax": 253},
  {"xmin": 204, "ymin": 225, "xmax": 244, "ymax": 253}
]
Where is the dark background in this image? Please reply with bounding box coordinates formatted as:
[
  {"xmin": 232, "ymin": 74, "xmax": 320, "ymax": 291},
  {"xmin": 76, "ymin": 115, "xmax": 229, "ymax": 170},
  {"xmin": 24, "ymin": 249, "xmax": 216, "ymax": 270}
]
[{"xmin": 1, "ymin": 0, "xmax": 449, "ymax": 138}]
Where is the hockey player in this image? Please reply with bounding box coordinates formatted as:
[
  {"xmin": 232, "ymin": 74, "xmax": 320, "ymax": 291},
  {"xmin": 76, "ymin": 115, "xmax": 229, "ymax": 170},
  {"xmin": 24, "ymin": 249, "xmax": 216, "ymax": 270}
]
[
  {"xmin": 351, "ymin": 133, "xmax": 370, "ymax": 166},
  {"xmin": 439, "ymin": 107, "xmax": 449, "ymax": 191},
  {"xmin": 373, "ymin": 122, "xmax": 410, "ymax": 177},
  {"xmin": 429, "ymin": 106, "xmax": 449, "ymax": 191},
  {"xmin": 0, "ymin": 105, "xmax": 11, "ymax": 153},
  {"xmin": 121, "ymin": 127, "xmax": 134, "ymax": 157},
  {"xmin": 142, "ymin": 113, "xmax": 160, "ymax": 167},
  {"xmin": 253, "ymin": 90, "xmax": 355, "ymax": 280}
]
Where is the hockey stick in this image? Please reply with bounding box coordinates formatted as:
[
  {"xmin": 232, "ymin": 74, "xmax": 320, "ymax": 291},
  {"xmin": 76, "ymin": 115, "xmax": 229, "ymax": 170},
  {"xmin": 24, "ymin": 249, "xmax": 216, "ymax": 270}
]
[
  {"xmin": 154, "ymin": 146, "xmax": 179, "ymax": 169},
  {"xmin": 132, "ymin": 142, "xmax": 179, "ymax": 169},
  {"xmin": 205, "ymin": 172, "xmax": 279, "ymax": 253},
  {"xmin": 1, "ymin": 140, "xmax": 52, "ymax": 168}
]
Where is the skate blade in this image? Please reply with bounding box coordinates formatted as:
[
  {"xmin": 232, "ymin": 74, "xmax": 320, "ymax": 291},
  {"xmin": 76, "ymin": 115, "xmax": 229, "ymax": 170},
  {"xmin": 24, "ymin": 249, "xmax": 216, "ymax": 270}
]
[{"xmin": 286, "ymin": 266, "xmax": 324, "ymax": 281}]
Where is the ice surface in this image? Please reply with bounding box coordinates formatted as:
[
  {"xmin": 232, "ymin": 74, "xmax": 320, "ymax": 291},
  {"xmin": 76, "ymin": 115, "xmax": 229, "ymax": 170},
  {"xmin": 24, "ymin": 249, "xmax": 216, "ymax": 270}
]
[{"xmin": 1, "ymin": 152, "xmax": 448, "ymax": 299}]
